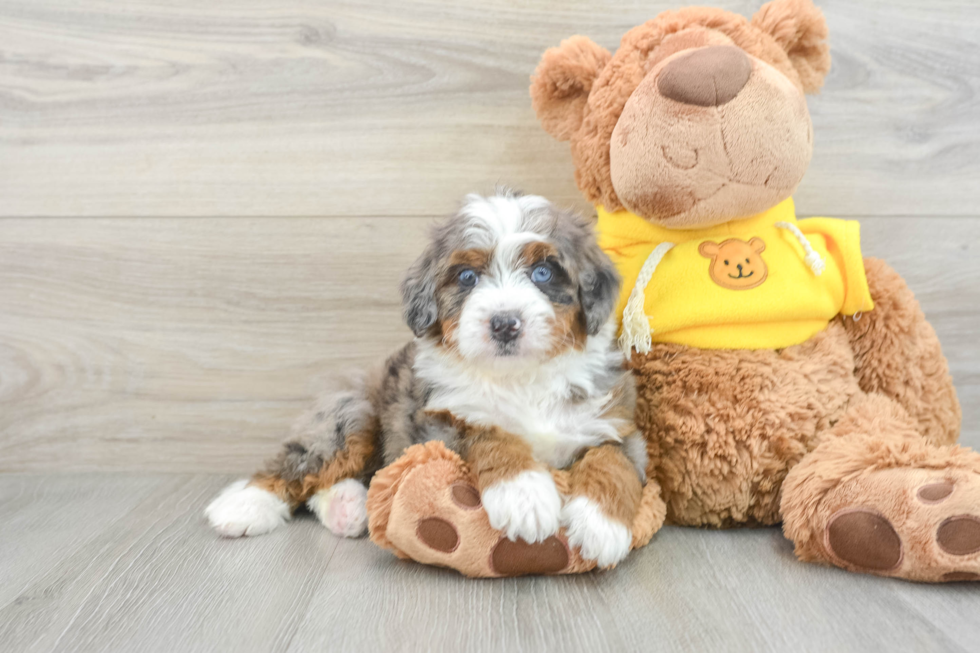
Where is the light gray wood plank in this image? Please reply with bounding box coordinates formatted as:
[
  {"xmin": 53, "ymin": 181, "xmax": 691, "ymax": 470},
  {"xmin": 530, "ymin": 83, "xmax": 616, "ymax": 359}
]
[
  {"xmin": 289, "ymin": 536, "xmax": 643, "ymax": 653},
  {"xmin": 293, "ymin": 528, "xmax": 952, "ymax": 653},
  {"xmin": 806, "ymin": 0, "xmax": 980, "ymax": 218},
  {"xmin": 0, "ymin": 216, "xmax": 977, "ymax": 473},
  {"xmin": 0, "ymin": 1, "xmax": 977, "ymax": 218},
  {"xmin": 0, "ymin": 475, "xmax": 340, "ymax": 653},
  {"xmin": 0, "ymin": 475, "xmax": 169, "ymax": 607},
  {"xmin": 1, "ymin": 474, "xmax": 979, "ymax": 653},
  {"xmin": 891, "ymin": 580, "xmax": 980, "ymax": 653}
]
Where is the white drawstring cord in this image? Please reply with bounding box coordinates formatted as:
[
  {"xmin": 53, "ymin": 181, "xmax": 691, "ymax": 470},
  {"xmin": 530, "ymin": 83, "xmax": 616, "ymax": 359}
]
[
  {"xmin": 775, "ymin": 221, "xmax": 825, "ymax": 275},
  {"xmin": 619, "ymin": 242, "xmax": 675, "ymax": 356}
]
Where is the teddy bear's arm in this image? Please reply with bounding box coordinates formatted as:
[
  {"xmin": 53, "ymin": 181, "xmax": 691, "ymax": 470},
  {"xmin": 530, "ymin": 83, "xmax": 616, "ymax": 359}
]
[{"xmin": 841, "ymin": 257, "xmax": 961, "ymax": 445}]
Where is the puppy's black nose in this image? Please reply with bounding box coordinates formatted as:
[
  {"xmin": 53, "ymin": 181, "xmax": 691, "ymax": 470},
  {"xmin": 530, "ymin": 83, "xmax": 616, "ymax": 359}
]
[{"xmin": 490, "ymin": 313, "xmax": 522, "ymax": 343}]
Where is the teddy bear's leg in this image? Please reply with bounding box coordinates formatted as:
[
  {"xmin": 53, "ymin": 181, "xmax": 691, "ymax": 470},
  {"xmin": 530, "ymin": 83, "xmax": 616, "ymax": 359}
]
[
  {"xmin": 366, "ymin": 439, "xmax": 666, "ymax": 577},
  {"xmin": 782, "ymin": 393, "xmax": 980, "ymax": 582},
  {"xmin": 841, "ymin": 257, "xmax": 961, "ymax": 446}
]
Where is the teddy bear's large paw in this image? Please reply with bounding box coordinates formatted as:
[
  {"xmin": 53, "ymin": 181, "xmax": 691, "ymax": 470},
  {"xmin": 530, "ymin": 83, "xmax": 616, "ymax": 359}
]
[
  {"xmin": 818, "ymin": 468, "xmax": 980, "ymax": 582},
  {"xmin": 481, "ymin": 470, "xmax": 562, "ymax": 544},
  {"xmin": 561, "ymin": 496, "xmax": 632, "ymax": 568},
  {"xmin": 366, "ymin": 441, "xmax": 666, "ymax": 577}
]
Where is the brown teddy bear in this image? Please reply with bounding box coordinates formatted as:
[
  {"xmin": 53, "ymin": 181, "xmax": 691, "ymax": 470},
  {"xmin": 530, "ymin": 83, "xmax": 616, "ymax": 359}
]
[
  {"xmin": 366, "ymin": 0, "xmax": 978, "ymax": 581},
  {"xmin": 526, "ymin": 0, "xmax": 978, "ymax": 582}
]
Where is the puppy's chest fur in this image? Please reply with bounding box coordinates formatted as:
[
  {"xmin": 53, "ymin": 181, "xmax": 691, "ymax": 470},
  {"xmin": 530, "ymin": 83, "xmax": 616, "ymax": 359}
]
[{"xmin": 410, "ymin": 333, "xmax": 630, "ymax": 469}]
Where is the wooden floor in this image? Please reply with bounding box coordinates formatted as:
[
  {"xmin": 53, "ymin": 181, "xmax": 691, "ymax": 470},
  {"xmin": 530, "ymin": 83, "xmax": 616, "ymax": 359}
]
[
  {"xmin": 2, "ymin": 0, "xmax": 980, "ymax": 651},
  {"xmin": 1, "ymin": 474, "xmax": 979, "ymax": 653}
]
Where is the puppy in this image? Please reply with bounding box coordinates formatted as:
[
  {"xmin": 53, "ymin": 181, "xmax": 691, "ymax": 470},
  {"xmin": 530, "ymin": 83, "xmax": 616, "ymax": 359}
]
[{"xmin": 205, "ymin": 190, "xmax": 647, "ymax": 566}]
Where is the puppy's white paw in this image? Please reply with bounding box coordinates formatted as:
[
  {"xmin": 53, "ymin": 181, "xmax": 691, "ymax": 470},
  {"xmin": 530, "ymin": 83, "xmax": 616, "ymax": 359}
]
[
  {"xmin": 482, "ymin": 470, "xmax": 561, "ymax": 543},
  {"xmin": 561, "ymin": 496, "xmax": 632, "ymax": 568},
  {"xmin": 205, "ymin": 479, "xmax": 289, "ymax": 538},
  {"xmin": 307, "ymin": 478, "xmax": 368, "ymax": 538}
]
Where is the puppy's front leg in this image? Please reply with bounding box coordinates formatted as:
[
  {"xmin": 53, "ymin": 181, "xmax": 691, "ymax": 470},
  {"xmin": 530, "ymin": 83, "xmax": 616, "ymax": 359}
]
[
  {"xmin": 456, "ymin": 420, "xmax": 562, "ymax": 544},
  {"xmin": 562, "ymin": 443, "xmax": 642, "ymax": 567}
]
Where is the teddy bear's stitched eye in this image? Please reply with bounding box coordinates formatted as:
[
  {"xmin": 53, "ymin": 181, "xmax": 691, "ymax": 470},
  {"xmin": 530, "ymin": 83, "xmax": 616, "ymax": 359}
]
[
  {"xmin": 746, "ymin": 258, "xmax": 750, "ymax": 264},
  {"xmin": 724, "ymin": 260, "xmax": 729, "ymax": 265}
]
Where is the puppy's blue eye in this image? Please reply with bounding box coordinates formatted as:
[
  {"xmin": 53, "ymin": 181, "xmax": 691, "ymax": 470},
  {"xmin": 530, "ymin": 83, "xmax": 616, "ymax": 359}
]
[
  {"xmin": 458, "ymin": 269, "xmax": 479, "ymax": 287},
  {"xmin": 531, "ymin": 264, "xmax": 552, "ymax": 284}
]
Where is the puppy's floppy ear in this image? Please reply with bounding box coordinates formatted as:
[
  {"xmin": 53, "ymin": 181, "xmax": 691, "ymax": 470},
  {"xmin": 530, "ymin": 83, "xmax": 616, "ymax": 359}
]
[
  {"xmin": 400, "ymin": 244, "xmax": 440, "ymax": 338},
  {"xmin": 578, "ymin": 245, "xmax": 621, "ymax": 337},
  {"xmin": 752, "ymin": 0, "xmax": 831, "ymax": 93},
  {"xmin": 531, "ymin": 36, "xmax": 611, "ymax": 141}
]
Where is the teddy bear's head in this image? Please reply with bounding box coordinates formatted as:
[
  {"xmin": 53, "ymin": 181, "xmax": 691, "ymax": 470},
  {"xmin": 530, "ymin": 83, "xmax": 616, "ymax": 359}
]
[{"xmin": 531, "ymin": 0, "xmax": 830, "ymax": 229}]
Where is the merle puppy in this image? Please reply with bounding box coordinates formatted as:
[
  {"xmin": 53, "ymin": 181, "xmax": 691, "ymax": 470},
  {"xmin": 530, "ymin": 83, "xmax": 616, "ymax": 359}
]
[{"xmin": 206, "ymin": 190, "xmax": 646, "ymax": 566}]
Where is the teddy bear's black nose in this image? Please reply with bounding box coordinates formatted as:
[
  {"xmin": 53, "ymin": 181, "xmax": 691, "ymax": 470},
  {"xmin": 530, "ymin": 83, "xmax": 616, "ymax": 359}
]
[{"xmin": 658, "ymin": 45, "xmax": 752, "ymax": 107}]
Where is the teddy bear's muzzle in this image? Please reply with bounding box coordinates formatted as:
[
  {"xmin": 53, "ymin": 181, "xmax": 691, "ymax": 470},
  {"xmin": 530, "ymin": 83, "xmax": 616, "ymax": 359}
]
[{"xmin": 607, "ymin": 45, "xmax": 813, "ymax": 229}]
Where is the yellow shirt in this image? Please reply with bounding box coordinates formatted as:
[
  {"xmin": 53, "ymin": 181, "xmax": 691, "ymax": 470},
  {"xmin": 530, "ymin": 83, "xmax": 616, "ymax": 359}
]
[{"xmin": 597, "ymin": 198, "xmax": 874, "ymax": 350}]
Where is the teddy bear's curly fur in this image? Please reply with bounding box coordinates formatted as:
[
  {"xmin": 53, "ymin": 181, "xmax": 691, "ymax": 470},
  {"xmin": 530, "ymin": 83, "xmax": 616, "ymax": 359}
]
[{"xmin": 526, "ymin": 0, "xmax": 978, "ymax": 582}]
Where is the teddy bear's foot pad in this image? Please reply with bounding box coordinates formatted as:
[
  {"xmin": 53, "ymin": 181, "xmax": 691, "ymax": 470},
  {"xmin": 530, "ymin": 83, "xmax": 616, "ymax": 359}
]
[
  {"xmin": 826, "ymin": 509, "xmax": 902, "ymax": 571},
  {"xmin": 820, "ymin": 468, "xmax": 980, "ymax": 582},
  {"xmin": 416, "ymin": 517, "xmax": 460, "ymax": 553},
  {"xmin": 490, "ymin": 537, "xmax": 570, "ymax": 575}
]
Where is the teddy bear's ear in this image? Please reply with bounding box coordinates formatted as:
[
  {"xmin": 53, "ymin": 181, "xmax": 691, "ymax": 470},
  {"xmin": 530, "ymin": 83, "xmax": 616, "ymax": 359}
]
[
  {"xmin": 751, "ymin": 0, "xmax": 831, "ymax": 93},
  {"xmin": 530, "ymin": 36, "xmax": 612, "ymax": 141}
]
